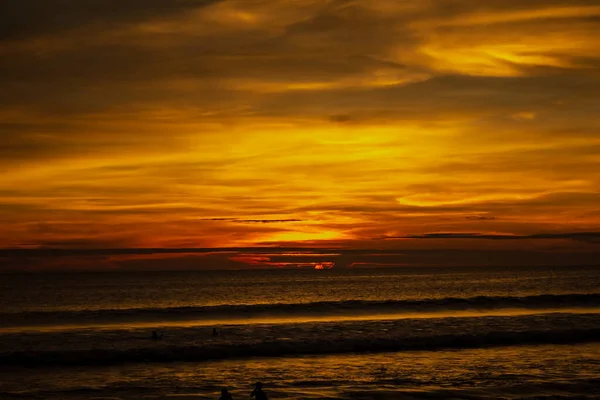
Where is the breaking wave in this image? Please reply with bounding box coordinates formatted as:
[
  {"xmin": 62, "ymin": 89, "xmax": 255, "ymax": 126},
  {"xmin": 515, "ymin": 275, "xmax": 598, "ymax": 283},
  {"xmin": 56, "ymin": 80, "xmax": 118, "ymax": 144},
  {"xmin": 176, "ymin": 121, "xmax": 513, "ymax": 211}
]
[
  {"xmin": 2, "ymin": 327, "xmax": 598, "ymax": 367},
  {"xmin": 3, "ymin": 293, "xmax": 599, "ymax": 327}
]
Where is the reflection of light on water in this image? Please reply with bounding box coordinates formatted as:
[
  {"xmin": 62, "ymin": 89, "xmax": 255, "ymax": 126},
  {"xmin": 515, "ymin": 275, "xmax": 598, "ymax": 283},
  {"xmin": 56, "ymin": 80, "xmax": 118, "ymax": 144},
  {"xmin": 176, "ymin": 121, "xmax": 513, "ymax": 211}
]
[{"xmin": 2, "ymin": 308, "xmax": 598, "ymax": 333}]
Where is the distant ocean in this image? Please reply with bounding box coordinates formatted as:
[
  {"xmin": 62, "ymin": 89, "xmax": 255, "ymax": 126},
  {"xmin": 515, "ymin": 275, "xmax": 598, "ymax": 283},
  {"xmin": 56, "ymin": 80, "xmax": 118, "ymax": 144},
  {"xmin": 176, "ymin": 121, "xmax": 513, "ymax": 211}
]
[{"xmin": 1, "ymin": 266, "xmax": 599, "ymax": 400}]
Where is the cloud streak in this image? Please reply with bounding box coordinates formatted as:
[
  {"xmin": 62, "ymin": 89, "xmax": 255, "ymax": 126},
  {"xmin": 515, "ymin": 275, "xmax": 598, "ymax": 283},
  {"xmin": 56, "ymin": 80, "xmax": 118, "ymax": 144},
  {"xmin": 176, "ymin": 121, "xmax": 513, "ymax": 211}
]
[
  {"xmin": 385, "ymin": 232, "xmax": 600, "ymax": 243},
  {"xmin": 199, "ymin": 218, "xmax": 303, "ymax": 223}
]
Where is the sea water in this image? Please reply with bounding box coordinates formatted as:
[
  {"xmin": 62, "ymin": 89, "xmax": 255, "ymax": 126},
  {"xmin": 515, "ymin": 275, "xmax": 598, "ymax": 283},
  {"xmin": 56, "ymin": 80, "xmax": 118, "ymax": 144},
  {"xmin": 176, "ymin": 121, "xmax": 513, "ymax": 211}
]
[{"xmin": 1, "ymin": 266, "xmax": 599, "ymax": 399}]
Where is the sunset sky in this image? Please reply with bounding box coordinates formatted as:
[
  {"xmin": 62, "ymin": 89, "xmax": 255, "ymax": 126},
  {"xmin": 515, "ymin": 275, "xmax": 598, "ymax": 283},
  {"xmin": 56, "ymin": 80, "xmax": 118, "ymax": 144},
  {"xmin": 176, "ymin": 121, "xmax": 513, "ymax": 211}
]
[{"xmin": 1, "ymin": 0, "xmax": 600, "ymax": 270}]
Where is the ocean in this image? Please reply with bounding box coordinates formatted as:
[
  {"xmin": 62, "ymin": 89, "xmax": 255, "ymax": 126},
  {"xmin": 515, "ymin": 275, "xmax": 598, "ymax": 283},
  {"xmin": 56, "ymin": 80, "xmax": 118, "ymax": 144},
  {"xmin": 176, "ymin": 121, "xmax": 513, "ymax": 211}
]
[{"xmin": 1, "ymin": 266, "xmax": 599, "ymax": 399}]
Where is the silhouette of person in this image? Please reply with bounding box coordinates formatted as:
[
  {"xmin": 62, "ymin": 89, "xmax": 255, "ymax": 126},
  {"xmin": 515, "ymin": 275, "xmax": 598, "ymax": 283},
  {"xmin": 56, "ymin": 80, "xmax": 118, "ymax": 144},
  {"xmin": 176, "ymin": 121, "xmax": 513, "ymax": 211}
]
[
  {"xmin": 152, "ymin": 330, "xmax": 160, "ymax": 341},
  {"xmin": 251, "ymin": 382, "xmax": 267, "ymax": 400},
  {"xmin": 219, "ymin": 387, "xmax": 233, "ymax": 400},
  {"xmin": 213, "ymin": 328, "xmax": 219, "ymax": 337}
]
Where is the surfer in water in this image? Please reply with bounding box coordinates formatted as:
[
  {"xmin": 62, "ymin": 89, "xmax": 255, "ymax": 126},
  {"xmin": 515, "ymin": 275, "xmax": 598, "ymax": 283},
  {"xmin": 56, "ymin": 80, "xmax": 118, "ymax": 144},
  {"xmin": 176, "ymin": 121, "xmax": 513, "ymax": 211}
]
[
  {"xmin": 250, "ymin": 382, "xmax": 268, "ymax": 400},
  {"xmin": 219, "ymin": 387, "xmax": 233, "ymax": 400}
]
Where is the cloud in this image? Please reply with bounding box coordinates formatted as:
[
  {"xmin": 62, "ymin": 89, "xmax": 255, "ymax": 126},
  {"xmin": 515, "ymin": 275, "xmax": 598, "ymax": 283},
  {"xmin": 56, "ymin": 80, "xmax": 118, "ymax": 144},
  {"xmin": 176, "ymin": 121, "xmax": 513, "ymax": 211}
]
[
  {"xmin": 465, "ymin": 215, "xmax": 496, "ymax": 221},
  {"xmin": 386, "ymin": 232, "xmax": 600, "ymax": 243},
  {"xmin": 29, "ymin": 238, "xmax": 132, "ymax": 248},
  {"xmin": 2, "ymin": 246, "xmax": 599, "ymax": 271},
  {"xmin": 329, "ymin": 114, "xmax": 355, "ymax": 123},
  {"xmin": 200, "ymin": 218, "xmax": 303, "ymax": 223},
  {"xmin": 0, "ymin": 0, "xmax": 221, "ymax": 42}
]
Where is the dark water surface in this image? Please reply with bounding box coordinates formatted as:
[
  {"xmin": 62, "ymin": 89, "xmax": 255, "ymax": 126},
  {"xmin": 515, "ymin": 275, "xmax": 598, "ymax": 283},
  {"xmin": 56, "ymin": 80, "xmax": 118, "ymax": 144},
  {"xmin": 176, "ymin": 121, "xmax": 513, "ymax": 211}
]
[{"xmin": 1, "ymin": 266, "xmax": 599, "ymax": 399}]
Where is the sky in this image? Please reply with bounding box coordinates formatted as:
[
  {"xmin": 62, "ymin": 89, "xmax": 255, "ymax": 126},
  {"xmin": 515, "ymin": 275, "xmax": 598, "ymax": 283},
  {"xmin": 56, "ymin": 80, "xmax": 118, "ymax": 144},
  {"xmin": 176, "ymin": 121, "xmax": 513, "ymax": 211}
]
[{"xmin": 1, "ymin": 0, "xmax": 600, "ymax": 270}]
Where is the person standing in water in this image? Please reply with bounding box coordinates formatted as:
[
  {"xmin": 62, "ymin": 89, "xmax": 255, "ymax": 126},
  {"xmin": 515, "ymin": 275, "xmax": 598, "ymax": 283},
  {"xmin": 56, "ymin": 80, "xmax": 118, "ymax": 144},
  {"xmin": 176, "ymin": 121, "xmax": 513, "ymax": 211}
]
[
  {"xmin": 250, "ymin": 382, "xmax": 267, "ymax": 400},
  {"xmin": 219, "ymin": 387, "xmax": 233, "ymax": 400}
]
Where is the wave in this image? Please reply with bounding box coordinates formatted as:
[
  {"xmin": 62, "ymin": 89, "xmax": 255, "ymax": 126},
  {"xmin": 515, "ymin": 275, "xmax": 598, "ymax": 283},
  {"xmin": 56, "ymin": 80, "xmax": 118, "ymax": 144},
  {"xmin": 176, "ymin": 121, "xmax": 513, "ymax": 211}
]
[
  {"xmin": 2, "ymin": 293, "xmax": 599, "ymax": 327},
  {"xmin": 1, "ymin": 327, "xmax": 598, "ymax": 367}
]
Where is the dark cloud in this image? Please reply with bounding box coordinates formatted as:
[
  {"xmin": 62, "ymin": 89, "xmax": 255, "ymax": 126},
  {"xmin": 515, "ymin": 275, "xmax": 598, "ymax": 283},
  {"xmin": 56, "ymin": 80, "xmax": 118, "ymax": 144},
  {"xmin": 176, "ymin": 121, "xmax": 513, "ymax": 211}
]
[
  {"xmin": 420, "ymin": 0, "xmax": 594, "ymax": 17},
  {"xmin": 0, "ymin": 0, "xmax": 221, "ymax": 42},
  {"xmin": 200, "ymin": 218, "xmax": 303, "ymax": 223},
  {"xmin": 386, "ymin": 232, "xmax": 600, "ymax": 243},
  {"xmin": 465, "ymin": 215, "xmax": 496, "ymax": 221},
  {"xmin": 234, "ymin": 219, "xmax": 303, "ymax": 224},
  {"xmin": 27, "ymin": 238, "xmax": 131, "ymax": 249},
  {"xmin": 329, "ymin": 114, "xmax": 355, "ymax": 123},
  {"xmin": 2, "ymin": 246, "xmax": 599, "ymax": 271},
  {"xmin": 0, "ymin": 247, "xmax": 334, "ymax": 258}
]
